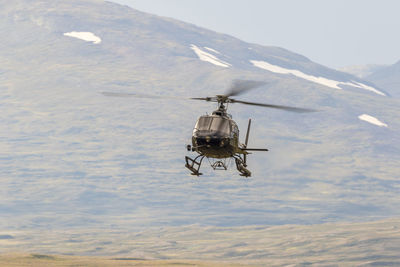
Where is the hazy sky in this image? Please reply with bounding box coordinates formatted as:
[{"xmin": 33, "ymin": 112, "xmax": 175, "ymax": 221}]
[{"xmin": 111, "ymin": 0, "xmax": 400, "ymax": 68}]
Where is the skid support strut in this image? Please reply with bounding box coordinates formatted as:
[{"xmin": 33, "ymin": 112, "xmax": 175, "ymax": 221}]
[
  {"xmin": 234, "ymin": 156, "xmax": 251, "ymax": 177},
  {"xmin": 185, "ymin": 155, "xmax": 205, "ymax": 176}
]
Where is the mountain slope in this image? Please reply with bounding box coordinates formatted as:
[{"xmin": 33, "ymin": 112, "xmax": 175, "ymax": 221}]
[
  {"xmin": 366, "ymin": 60, "xmax": 400, "ymax": 97},
  {"xmin": 0, "ymin": 0, "xmax": 399, "ymax": 255},
  {"xmin": 339, "ymin": 64, "xmax": 387, "ymax": 79},
  {"xmin": 0, "ymin": 0, "xmax": 387, "ymax": 96}
]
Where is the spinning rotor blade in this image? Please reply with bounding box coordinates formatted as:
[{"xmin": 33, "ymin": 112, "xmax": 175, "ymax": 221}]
[
  {"xmin": 225, "ymin": 79, "xmax": 267, "ymax": 97},
  {"xmin": 103, "ymin": 92, "xmax": 218, "ymax": 104},
  {"xmin": 190, "ymin": 97, "xmax": 212, "ymax": 101},
  {"xmin": 101, "ymin": 82, "xmax": 317, "ymax": 113},
  {"xmin": 231, "ymin": 99, "xmax": 317, "ymax": 113},
  {"xmin": 101, "ymin": 92, "xmax": 187, "ymax": 100}
]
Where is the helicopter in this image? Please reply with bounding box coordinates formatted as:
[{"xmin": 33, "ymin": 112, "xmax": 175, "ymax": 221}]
[{"xmin": 102, "ymin": 80, "xmax": 316, "ymax": 177}]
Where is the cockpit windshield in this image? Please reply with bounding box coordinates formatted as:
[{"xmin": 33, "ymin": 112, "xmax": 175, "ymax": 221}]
[{"xmin": 194, "ymin": 116, "xmax": 230, "ymax": 135}]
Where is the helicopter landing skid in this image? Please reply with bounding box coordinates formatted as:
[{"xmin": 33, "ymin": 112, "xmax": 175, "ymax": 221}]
[
  {"xmin": 234, "ymin": 156, "xmax": 251, "ymax": 177},
  {"xmin": 185, "ymin": 155, "xmax": 205, "ymax": 176}
]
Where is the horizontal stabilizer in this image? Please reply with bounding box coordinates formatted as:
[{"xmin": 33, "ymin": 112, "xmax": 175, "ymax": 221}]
[{"xmin": 243, "ymin": 148, "xmax": 269, "ymax": 151}]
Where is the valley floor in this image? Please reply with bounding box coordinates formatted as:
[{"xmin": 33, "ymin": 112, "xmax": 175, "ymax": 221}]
[{"xmin": 1, "ymin": 218, "xmax": 400, "ymax": 266}]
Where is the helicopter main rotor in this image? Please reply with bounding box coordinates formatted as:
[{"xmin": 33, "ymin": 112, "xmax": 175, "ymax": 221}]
[
  {"xmin": 191, "ymin": 80, "xmax": 268, "ymax": 104},
  {"xmin": 190, "ymin": 80, "xmax": 316, "ymax": 113},
  {"xmin": 101, "ymin": 79, "xmax": 317, "ymax": 113}
]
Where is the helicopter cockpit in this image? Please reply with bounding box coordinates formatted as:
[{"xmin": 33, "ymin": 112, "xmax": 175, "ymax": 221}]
[{"xmin": 193, "ymin": 116, "xmax": 231, "ymax": 137}]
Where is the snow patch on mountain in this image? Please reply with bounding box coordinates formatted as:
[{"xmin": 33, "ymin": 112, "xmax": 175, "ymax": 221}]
[
  {"xmin": 204, "ymin": 47, "xmax": 221, "ymax": 54},
  {"xmin": 251, "ymin": 60, "xmax": 342, "ymax": 89},
  {"xmin": 349, "ymin": 81, "xmax": 386, "ymax": 96},
  {"xmin": 358, "ymin": 114, "xmax": 388, "ymax": 127},
  {"xmin": 190, "ymin": 45, "xmax": 231, "ymax": 68},
  {"xmin": 250, "ymin": 60, "xmax": 385, "ymax": 96},
  {"xmin": 64, "ymin": 31, "xmax": 102, "ymax": 44}
]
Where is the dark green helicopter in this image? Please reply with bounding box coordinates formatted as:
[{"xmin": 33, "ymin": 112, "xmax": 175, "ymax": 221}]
[{"xmin": 102, "ymin": 80, "xmax": 315, "ymax": 177}]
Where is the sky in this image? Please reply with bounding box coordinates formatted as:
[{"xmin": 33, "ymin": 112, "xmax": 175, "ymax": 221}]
[{"xmin": 111, "ymin": 0, "xmax": 400, "ymax": 69}]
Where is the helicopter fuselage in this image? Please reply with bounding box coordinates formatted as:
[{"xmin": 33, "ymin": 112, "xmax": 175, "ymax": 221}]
[
  {"xmin": 191, "ymin": 111, "xmax": 241, "ymax": 158},
  {"xmin": 185, "ymin": 103, "xmax": 269, "ymax": 177}
]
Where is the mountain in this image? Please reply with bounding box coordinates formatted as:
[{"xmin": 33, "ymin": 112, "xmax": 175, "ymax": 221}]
[
  {"xmin": 366, "ymin": 60, "xmax": 400, "ymax": 98},
  {"xmin": 338, "ymin": 64, "xmax": 387, "ymax": 79},
  {"xmin": 1, "ymin": 0, "xmax": 400, "ymax": 263}
]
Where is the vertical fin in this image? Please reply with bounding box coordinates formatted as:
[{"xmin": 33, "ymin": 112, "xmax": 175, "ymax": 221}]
[
  {"xmin": 245, "ymin": 118, "xmax": 251, "ymax": 147},
  {"xmin": 244, "ymin": 118, "xmax": 251, "ymax": 166}
]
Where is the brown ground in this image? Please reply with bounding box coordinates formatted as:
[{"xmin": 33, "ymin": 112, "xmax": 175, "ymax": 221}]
[{"xmin": 0, "ymin": 254, "xmax": 251, "ymax": 267}]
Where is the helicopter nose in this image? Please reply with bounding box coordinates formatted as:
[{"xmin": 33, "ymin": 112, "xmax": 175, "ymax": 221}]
[
  {"xmin": 219, "ymin": 137, "xmax": 229, "ymax": 147},
  {"xmin": 194, "ymin": 135, "xmax": 227, "ymax": 148}
]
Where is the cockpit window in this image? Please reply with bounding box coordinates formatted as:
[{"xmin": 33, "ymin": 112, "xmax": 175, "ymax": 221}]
[
  {"xmin": 195, "ymin": 117, "xmax": 213, "ymax": 131},
  {"xmin": 194, "ymin": 116, "xmax": 230, "ymax": 135},
  {"xmin": 210, "ymin": 117, "xmax": 229, "ymax": 133}
]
